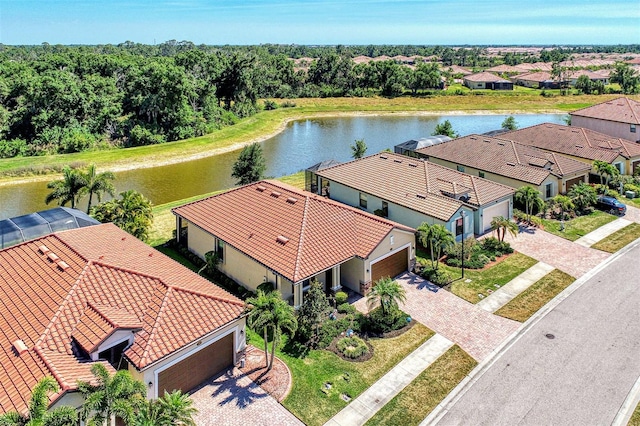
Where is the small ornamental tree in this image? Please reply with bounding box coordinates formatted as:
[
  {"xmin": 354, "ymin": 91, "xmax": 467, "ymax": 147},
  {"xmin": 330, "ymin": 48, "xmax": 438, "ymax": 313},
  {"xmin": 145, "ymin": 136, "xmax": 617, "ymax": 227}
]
[
  {"xmin": 366, "ymin": 277, "xmax": 407, "ymax": 320},
  {"xmin": 416, "ymin": 223, "xmax": 455, "ymax": 270},
  {"xmin": 297, "ymin": 279, "xmax": 330, "ymax": 341},
  {"xmin": 432, "ymin": 120, "xmax": 459, "ymax": 138},
  {"xmin": 514, "ymin": 186, "xmax": 544, "ymax": 224},
  {"xmin": 501, "ymin": 116, "xmax": 518, "ymax": 131},
  {"xmin": 231, "ymin": 142, "xmax": 266, "ymax": 185}
]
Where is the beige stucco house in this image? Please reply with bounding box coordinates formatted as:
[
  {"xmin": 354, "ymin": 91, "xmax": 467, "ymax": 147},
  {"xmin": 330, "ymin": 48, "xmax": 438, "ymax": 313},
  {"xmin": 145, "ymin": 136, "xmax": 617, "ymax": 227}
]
[
  {"xmin": 414, "ymin": 135, "xmax": 592, "ymax": 200},
  {"xmin": 173, "ymin": 180, "xmax": 416, "ymax": 304},
  {"xmin": 314, "ymin": 152, "xmax": 515, "ymax": 238},
  {"xmin": 570, "ymin": 97, "xmax": 640, "ymax": 143},
  {"xmin": 0, "ymin": 223, "xmax": 246, "ymax": 417},
  {"xmin": 463, "ymin": 72, "xmax": 514, "ymax": 90}
]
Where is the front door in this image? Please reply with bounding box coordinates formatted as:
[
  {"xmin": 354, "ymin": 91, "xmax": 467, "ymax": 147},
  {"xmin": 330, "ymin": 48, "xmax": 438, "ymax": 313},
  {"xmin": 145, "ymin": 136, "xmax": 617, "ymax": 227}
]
[{"xmin": 325, "ymin": 270, "xmax": 333, "ymax": 295}]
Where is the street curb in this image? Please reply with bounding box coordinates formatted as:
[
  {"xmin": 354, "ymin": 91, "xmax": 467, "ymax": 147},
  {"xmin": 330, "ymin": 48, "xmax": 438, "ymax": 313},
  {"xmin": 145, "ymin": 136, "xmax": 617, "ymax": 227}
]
[{"xmin": 422, "ymin": 237, "xmax": 640, "ymax": 426}]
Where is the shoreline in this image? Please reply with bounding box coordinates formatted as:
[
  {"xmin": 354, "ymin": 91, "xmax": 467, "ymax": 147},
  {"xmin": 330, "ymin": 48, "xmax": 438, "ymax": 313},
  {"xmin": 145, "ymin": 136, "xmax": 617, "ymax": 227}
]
[{"xmin": 0, "ymin": 109, "xmax": 561, "ymax": 187}]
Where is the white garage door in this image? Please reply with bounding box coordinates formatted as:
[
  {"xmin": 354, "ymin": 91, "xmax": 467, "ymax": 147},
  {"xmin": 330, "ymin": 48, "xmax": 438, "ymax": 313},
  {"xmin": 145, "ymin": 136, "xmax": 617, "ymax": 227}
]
[{"xmin": 482, "ymin": 200, "xmax": 510, "ymax": 233}]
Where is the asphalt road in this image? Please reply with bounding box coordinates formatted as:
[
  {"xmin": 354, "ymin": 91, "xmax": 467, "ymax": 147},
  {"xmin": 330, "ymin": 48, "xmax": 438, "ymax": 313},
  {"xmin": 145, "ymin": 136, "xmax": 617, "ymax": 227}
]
[{"xmin": 431, "ymin": 240, "xmax": 640, "ymax": 426}]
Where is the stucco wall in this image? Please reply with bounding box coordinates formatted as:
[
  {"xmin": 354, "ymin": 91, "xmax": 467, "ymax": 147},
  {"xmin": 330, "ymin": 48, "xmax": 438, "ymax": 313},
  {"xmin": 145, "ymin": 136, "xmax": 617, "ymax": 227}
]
[
  {"xmin": 185, "ymin": 222, "xmax": 215, "ymax": 260},
  {"xmin": 572, "ymin": 116, "xmax": 640, "ymax": 143},
  {"xmin": 364, "ymin": 230, "xmax": 415, "ymax": 282},
  {"xmin": 340, "ymin": 257, "xmax": 364, "ymax": 292}
]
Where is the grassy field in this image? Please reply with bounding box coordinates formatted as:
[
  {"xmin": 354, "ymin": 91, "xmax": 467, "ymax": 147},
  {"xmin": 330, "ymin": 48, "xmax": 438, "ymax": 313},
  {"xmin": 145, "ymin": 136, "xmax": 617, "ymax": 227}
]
[
  {"xmin": 246, "ymin": 324, "xmax": 434, "ymax": 426},
  {"xmin": 629, "ymin": 402, "xmax": 640, "ymax": 426},
  {"xmin": 365, "ymin": 345, "xmax": 476, "ymax": 426},
  {"xmin": 591, "ymin": 223, "xmax": 640, "ymax": 253},
  {"xmin": 540, "ymin": 210, "xmax": 617, "ymax": 242},
  {"xmin": 495, "ymin": 269, "xmax": 575, "ymax": 322},
  {"xmin": 0, "ymin": 94, "xmax": 623, "ymax": 181}
]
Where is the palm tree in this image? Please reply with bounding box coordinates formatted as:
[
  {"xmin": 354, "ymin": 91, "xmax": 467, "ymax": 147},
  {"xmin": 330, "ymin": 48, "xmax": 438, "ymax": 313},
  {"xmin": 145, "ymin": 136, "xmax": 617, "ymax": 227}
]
[
  {"xmin": 45, "ymin": 166, "xmax": 86, "ymax": 209},
  {"xmin": 549, "ymin": 195, "xmax": 574, "ymax": 221},
  {"xmin": 81, "ymin": 164, "xmax": 116, "ymax": 213},
  {"xmin": 350, "ymin": 138, "xmax": 367, "ymax": 159},
  {"xmin": 77, "ymin": 364, "xmax": 146, "ymax": 426},
  {"xmin": 132, "ymin": 391, "xmax": 197, "ymax": 426},
  {"xmin": 0, "ymin": 377, "xmax": 77, "ymax": 426},
  {"xmin": 246, "ymin": 290, "xmax": 274, "ymax": 368},
  {"xmin": 490, "ymin": 216, "xmax": 518, "ymax": 242},
  {"xmin": 416, "ymin": 223, "xmax": 455, "ymax": 270},
  {"xmin": 568, "ymin": 182, "xmax": 598, "ymax": 215},
  {"xmin": 514, "ymin": 186, "xmax": 544, "ymax": 224},
  {"xmin": 366, "ymin": 277, "xmax": 407, "ymax": 318},
  {"xmin": 266, "ymin": 295, "xmax": 297, "ymax": 372},
  {"xmin": 593, "ymin": 160, "xmax": 619, "ymax": 187}
]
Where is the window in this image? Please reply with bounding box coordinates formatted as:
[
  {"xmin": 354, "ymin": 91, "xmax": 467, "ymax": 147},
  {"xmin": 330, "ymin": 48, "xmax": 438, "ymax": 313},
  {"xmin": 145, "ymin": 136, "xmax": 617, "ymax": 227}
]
[
  {"xmin": 455, "ymin": 217, "xmax": 463, "ymax": 236},
  {"xmin": 479, "ymin": 171, "xmax": 485, "ymax": 178},
  {"xmin": 98, "ymin": 340, "xmax": 129, "ymax": 370},
  {"xmin": 545, "ymin": 183, "xmax": 553, "ymax": 199},
  {"xmin": 381, "ymin": 201, "xmax": 388, "ymax": 218},
  {"xmin": 216, "ymin": 238, "xmax": 225, "ymax": 263},
  {"xmin": 359, "ymin": 193, "xmax": 368, "ymax": 209},
  {"xmin": 631, "ymin": 124, "xmax": 637, "ymax": 133},
  {"xmin": 614, "ymin": 162, "xmax": 624, "ymax": 174},
  {"xmin": 457, "ymin": 165, "xmax": 465, "ymax": 172}
]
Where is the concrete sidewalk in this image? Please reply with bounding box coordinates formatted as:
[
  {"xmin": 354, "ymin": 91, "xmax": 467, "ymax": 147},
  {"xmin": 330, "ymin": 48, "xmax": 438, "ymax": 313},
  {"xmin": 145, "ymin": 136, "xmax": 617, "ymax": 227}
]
[
  {"xmin": 477, "ymin": 262, "xmax": 555, "ymax": 313},
  {"xmin": 325, "ymin": 334, "xmax": 454, "ymax": 426},
  {"xmin": 574, "ymin": 217, "xmax": 631, "ymax": 247}
]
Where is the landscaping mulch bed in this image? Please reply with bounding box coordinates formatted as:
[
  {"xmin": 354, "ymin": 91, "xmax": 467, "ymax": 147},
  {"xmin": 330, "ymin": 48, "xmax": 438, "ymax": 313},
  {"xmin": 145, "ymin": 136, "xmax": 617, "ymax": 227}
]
[{"xmin": 239, "ymin": 345, "xmax": 293, "ymax": 402}]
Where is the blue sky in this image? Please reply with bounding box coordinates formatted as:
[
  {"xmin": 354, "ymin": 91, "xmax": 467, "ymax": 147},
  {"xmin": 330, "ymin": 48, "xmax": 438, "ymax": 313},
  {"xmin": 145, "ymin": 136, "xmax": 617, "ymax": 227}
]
[{"xmin": 1, "ymin": 0, "xmax": 639, "ymax": 45}]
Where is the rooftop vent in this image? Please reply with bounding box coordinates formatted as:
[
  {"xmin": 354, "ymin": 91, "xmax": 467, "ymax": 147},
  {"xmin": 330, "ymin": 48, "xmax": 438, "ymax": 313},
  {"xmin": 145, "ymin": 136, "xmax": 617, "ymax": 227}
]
[
  {"xmin": 575, "ymin": 145, "xmax": 584, "ymax": 148},
  {"xmin": 380, "ymin": 155, "xmax": 388, "ymax": 159},
  {"xmin": 12, "ymin": 340, "xmax": 28, "ymax": 355},
  {"xmin": 56, "ymin": 261, "xmax": 69, "ymax": 271},
  {"xmin": 256, "ymin": 185, "xmax": 267, "ymax": 192},
  {"xmin": 47, "ymin": 252, "xmax": 60, "ymax": 262},
  {"xmin": 497, "ymin": 142, "xmax": 505, "ymax": 146},
  {"xmin": 270, "ymin": 191, "xmax": 281, "ymax": 198},
  {"xmin": 276, "ymin": 235, "xmax": 289, "ymax": 245},
  {"xmin": 506, "ymin": 162, "xmax": 516, "ymax": 166},
  {"xmin": 393, "ymin": 159, "xmax": 403, "ymax": 163},
  {"xmin": 483, "ymin": 139, "xmax": 491, "ymax": 143},
  {"xmin": 408, "ymin": 162, "xmax": 418, "ymax": 167},
  {"xmin": 416, "ymin": 194, "xmax": 426, "ymax": 199},
  {"xmin": 38, "ymin": 245, "xmax": 50, "ymax": 254},
  {"xmin": 286, "ymin": 197, "xmax": 298, "ymax": 204}
]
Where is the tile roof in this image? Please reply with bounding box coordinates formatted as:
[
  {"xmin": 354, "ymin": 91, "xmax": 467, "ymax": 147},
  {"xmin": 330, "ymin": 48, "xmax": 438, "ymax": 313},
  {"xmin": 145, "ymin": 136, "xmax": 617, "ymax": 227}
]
[
  {"xmin": 173, "ymin": 181, "xmax": 414, "ymax": 284},
  {"xmin": 417, "ymin": 135, "xmax": 592, "ymax": 185},
  {"xmin": 570, "ymin": 97, "xmax": 640, "ymax": 125},
  {"xmin": 513, "ymin": 71, "xmax": 554, "ymax": 83},
  {"xmin": 504, "ymin": 123, "xmax": 640, "ymax": 163},
  {"xmin": 464, "ymin": 72, "xmax": 511, "ymax": 83},
  {"xmin": 0, "ymin": 223, "xmax": 244, "ymax": 415},
  {"xmin": 485, "ymin": 64, "xmax": 522, "ymax": 73},
  {"xmin": 316, "ymin": 152, "xmax": 514, "ymax": 222}
]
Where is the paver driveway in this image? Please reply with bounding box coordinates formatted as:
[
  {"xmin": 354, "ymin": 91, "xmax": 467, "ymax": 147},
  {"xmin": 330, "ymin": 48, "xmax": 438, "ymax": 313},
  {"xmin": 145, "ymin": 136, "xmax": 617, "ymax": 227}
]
[
  {"xmin": 504, "ymin": 225, "xmax": 609, "ymax": 278},
  {"xmin": 190, "ymin": 368, "xmax": 303, "ymax": 426}
]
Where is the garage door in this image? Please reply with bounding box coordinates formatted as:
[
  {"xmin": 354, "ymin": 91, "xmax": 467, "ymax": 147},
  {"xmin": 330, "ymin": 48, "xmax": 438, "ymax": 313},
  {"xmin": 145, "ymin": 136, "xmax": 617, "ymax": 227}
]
[
  {"xmin": 565, "ymin": 176, "xmax": 584, "ymax": 192},
  {"xmin": 371, "ymin": 247, "xmax": 408, "ymax": 285},
  {"xmin": 482, "ymin": 200, "xmax": 510, "ymax": 233},
  {"xmin": 158, "ymin": 333, "xmax": 233, "ymax": 394}
]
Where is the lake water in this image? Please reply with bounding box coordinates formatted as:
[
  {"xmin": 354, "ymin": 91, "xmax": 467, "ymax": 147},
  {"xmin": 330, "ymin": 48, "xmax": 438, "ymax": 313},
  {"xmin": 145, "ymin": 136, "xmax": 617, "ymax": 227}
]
[{"xmin": 0, "ymin": 113, "xmax": 565, "ymax": 219}]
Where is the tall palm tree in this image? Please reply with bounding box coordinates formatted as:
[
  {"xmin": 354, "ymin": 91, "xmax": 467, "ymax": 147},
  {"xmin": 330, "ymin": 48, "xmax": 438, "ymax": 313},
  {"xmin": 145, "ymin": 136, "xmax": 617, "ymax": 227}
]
[
  {"xmin": 0, "ymin": 377, "xmax": 77, "ymax": 426},
  {"xmin": 416, "ymin": 223, "xmax": 455, "ymax": 270},
  {"xmin": 568, "ymin": 182, "xmax": 598, "ymax": 215},
  {"xmin": 350, "ymin": 139, "xmax": 367, "ymax": 159},
  {"xmin": 514, "ymin": 186, "xmax": 544, "ymax": 224},
  {"xmin": 593, "ymin": 160, "xmax": 619, "ymax": 187},
  {"xmin": 81, "ymin": 164, "xmax": 116, "ymax": 213},
  {"xmin": 132, "ymin": 391, "xmax": 197, "ymax": 426},
  {"xmin": 366, "ymin": 277, "xmax": 407, "ymax": 319},
  {"xmin": 266, "ymin": 295, "xmax": 297, "ymax": 372},
  {"xmin": 548, "ymin": 195, "xmax": 575, "ymax": 221},
  {"xmin": 45, "ymin": 166, "xmax": 86, "ymax": 209},
  {"xmin": 77, "ymin": 364, "xmax": 146, "ymax": 426},
  {"xmin": 246, "ymin": 290, "xmax": 274, "ymax": 368},
  {"xmin": 490, "ymin": 216, "xmax": 518, "ymax": 242}
]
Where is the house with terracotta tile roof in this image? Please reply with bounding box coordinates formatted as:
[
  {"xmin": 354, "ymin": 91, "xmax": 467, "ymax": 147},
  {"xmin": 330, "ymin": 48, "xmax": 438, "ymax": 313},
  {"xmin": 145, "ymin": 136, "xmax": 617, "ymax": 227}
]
[
  {"xmin": 566, "ymin": 70, "xmax": 609, "ymax": 86},
  {"xmin": 415, "ymin": 135, "xmax": 592, "ymax": 200},
  {"xmin": 504, "ymin": 122, "xmax": 640, "ymax": 176},
  {"xmin": 0, "ymin": 223, "xmax": 245, "ymax": 415},
  {"xmin": 512, "ymin": 72, "xmax": 559, "ymax": 89},
  {"xmin": 570, "ymin": 97, "xmax": 640, "ymax": 143},
  {"xmin": 463, "ymin": 72, "xmax": 513, "ymax": 90},
  {"xmin": 172, "ymin": 180, "xmax": 416, "ymax": 305},
  {"xmin": 315, "ymin": 152, "xmax": 515, "ymax": 238}
]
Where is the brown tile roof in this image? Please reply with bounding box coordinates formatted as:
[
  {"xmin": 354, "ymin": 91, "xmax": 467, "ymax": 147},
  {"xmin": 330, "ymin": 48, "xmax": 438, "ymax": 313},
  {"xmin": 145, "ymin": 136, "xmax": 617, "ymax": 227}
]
[
  {"xmin": 442, "ymin": 65, "xmax": 472, "ymax": 75},
  {"xmin": 0, "ymin": 223, "xmax": 244, "ymax": 414},
  {"xmin": 485, "ymin": 64, "xmax": 522, "ymax": 73},
  {"xmin": 316, "ymin": 153, "xmax": 514, "ymax": 222},
  {"xmin": 570, "ymin": 97, "xmax": 640, "ymax": 125},
  {"xmin": 464, "ymin": 72, "xmax": 511, "ymax": 83},
  {"xmin": 504, "ymin": 123, "xmax": 640, "ymax": 163},
  {"xmin": 417, "ymin": 135, "xmax": 592, "ymax": 185},
  {"xmin": 513, "ymin": 71, "xmax": 553, "ymax": 83},
  {"xmin": 173, "ymin": 181, "xmax": 414, "ymax": 284}
]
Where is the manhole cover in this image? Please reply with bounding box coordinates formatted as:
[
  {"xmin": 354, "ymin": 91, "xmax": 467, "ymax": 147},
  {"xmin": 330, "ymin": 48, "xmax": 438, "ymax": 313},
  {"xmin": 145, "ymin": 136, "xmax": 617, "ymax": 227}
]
[{"xmin": 545, "ymin": 333, "xmax": 555, "ymax": 339}]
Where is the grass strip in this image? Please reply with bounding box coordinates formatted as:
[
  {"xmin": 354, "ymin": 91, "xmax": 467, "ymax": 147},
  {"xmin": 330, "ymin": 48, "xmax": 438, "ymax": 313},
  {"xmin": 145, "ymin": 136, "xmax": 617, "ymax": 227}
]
[
  {"xmin": 591, "ymin": 223, "xmax": 640, "ymax": 253},
  {"xmin": 494, "ymin": 269, "xmax": 575, "ymax": 322},
  {"xmin": 540, "ymin": 210, "xmax": 616, "ymax": 242},
  {"xmin": 365, "ymin": 345, "xmax": 477, "ymax": 426}
]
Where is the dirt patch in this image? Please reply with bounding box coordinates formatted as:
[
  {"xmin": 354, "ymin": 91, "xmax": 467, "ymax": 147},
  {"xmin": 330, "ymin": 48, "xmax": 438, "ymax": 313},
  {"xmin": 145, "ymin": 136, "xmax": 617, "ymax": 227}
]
[{"xmin": 239, "ymin": 345, "xmax": 293, "ymax": 402}]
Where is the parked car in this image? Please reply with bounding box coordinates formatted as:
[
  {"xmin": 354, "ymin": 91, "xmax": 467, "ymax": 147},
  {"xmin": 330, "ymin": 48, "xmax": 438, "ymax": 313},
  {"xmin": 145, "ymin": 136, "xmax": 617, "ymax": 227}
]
[{"xmin": 596, "ymin": 196, "xmax": 626, "ymax": 215}]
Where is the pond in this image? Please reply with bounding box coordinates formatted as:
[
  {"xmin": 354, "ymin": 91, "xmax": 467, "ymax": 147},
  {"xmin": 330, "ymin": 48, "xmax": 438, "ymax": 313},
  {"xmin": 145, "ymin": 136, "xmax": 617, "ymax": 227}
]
[{"xmin": 0, "ymin": 113, "xmax": 565, "ymax": 219}]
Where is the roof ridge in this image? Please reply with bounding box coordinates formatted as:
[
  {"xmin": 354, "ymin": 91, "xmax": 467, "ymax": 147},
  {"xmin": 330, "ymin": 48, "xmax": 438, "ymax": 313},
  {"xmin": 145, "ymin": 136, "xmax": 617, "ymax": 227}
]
[
  {"xmin": 32, "ymin": 346, "xmax": 69, "ymax": 391},
  {"xmin": 86, "ymin": 301, "xmax": 118, "ymax": 329},
  {"xmin": 627, "ymin": 97, "xmax": 640, "ymax": 123},
  {"xmin": 138, "ymin": 283, "xmax": 172, "ymax": 364},
  {"xmin": 424, "ymin": 160, "xmax": 431, "ymax": 193},
  {"xmin": 292, "ymin": 195, "xmax": 310, "ymax": 283},
  {"xmin": 171, "ymin": 283, "xmax": 246, "ymax": 307},
  {"xmin": 551, "ymin": 152, "xmax": 564, "ymax": 176},
  {"xmin": 510, "ymin": 140, "xmax": 522, "ymax": 165},
  {"xmin": 468, "ymin": 175, "xmax": 481, "ymax": 204}
]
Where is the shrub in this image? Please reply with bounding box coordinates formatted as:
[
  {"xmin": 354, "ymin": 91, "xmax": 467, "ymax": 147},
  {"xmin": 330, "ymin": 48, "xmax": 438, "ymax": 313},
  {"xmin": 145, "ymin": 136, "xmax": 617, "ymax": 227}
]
[
  {"xmin": 317, "ymin": 314, "xmax": 364, "ymax": 349},
  {"xmin": 480, "ymin": 237, "xmax": 514, "ymax": 255},
  {"xmin": 257, "ymin": 281, "xmax": 275, "ymax": 293},
  {"xmin": 421, "ymin": 267, "xmax": 452, "ymax": 285},
  {"xmin": 337, "ymin": 303, "xmax": 356, "ymax": 314},
  {"xmin": 335, "ymin": 291, "xmax": 348, "ymax": 305},
  {"xmin": 337, "ymin": 336, "xmax": 369, "ymax": 359},
  {"xmin": 281, "ymin": 100, "xmax": 297, "ymax": 108},
  {"xmin": 365, "ymin": 307, "xmax": 410, "ymax": 334},
  {"xmin": 263, "ymin": 99, "xmax": 278, "ymax": 110}
]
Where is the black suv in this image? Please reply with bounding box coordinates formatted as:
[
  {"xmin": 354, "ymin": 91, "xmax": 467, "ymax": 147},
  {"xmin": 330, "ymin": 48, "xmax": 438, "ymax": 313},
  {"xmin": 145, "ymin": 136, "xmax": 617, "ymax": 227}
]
[{"xmin": 596, "ymin": 196, "xmax": 627, "ymax": 215}]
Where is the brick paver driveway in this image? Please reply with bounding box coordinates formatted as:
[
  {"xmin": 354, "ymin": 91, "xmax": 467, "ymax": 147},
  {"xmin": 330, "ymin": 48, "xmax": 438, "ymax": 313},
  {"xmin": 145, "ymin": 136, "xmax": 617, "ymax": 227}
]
[
  {"xmin": 623, "ymin": 204, "xmax": 640, "ymax": 223},
  {"xmin": 504, "ymin": 225, "xmax": 610, "ymax": 278},
  {"xmin": 392, "ymin": 273, "xmax": 519, "ymax": 362},
  {"xmin": 190, "ymin": 368, "xmax": 303, "ymax": 426}
]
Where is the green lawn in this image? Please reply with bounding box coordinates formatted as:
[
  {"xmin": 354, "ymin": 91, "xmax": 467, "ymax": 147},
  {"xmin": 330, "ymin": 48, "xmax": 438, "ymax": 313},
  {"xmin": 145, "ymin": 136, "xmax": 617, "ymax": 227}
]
[
  {"xmin": 495, "ymin": 269, "xmax": 575, "ymax": 322},
  {"xmin": 415, "ymin": 251, "xmax": 538, "ymax": 304},
  {"xmin": 247, "ymin": 323, "xmax": 434, "ymax": 426},
  {"xmin": 365, "ymin": 345, "xmax": 476, "ymax": 426},
  {"xmin": 540, "ymin": 210, "xmax": 617, "ymax": 241},
  {"xmin": 629, "ymin": 402, "xmax": 640, "ymax": 426},
  {"xmin": 591, "ymin": 223, "xmax": 640, "ymax": 253}
]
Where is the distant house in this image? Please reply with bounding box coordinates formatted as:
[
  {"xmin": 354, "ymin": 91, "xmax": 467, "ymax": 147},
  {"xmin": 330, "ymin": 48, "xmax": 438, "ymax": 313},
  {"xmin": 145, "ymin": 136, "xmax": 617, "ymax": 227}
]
[
  {"xmin": 512, "ymin": 72, "xmax": 559, "ymax": 89},
  {"xmin": 463, "ymin": 72, "xmax": 514, "ymax": 90},
  {"xmin": 566, "ymin": 70, "xmax": 609, "ymax": 86},
  {"xmin": 570, "ymin": 97, "xmax": 640, "ymax": 143},
  {"xmin": 315, "ymin": 152, "xmax": 515, "ymax": 238},
  {"xmin": 485, "ymin": 64, "xmax": 523, "ymax": 75},
  {"xmin": 173, "ymin": 181, "xmax": 416, "ymax": 303},
  {"xmin": 414, "ymin": 135, "xmax": 592, "ymax": 200},
  {"xmin": 0, "ymin": 223, "xmax": 245, "ymax": 415},
  {"xmin": 305, "ymin": 159, "xmax": 342, "ymax": 194},
  {"xmin": 504, "ymin": 122, "xmax": 640, "ymax": 175},
  {"xmin": 394, "ymin": 135, "xmax": 452, "ymax": 157}
]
